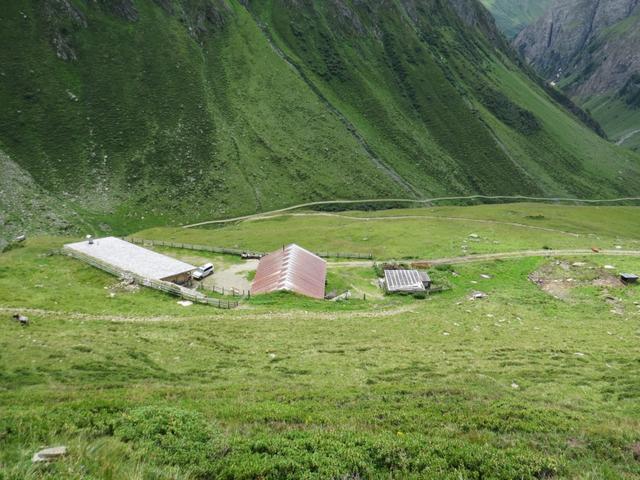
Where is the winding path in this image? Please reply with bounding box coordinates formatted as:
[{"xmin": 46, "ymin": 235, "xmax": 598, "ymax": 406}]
[
  {"xmin": 616, "ymin": 128, "xmax": 640, "ymax": 146},
  {"xmin": 328, "ymin": 249, "xmax": 640, "ymax": 268},
  {"xmin": 0, "ymin": 305, "xmax": 416, "ymax": 323},
  {"xmin": 182, "ymin": 195, "xmax": 640, "ymax": 228}
]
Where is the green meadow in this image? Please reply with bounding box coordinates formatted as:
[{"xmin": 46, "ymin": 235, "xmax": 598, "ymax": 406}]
[
  {"xmin": 2, "ymin": 204, "xmax": 640, "ymax": 479},
  {"xmin": 138, "ymin": 203, "xmax": 640, "ymax": 259}
]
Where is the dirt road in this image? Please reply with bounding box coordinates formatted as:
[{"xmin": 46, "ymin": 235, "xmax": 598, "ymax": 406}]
[
  {"xmin": 328, "ymin": 249, "xmax": 640, "ymax": 268},
  {"xmin": 182, "ymin": 195, "xmax": 640, "ymax": 228}
]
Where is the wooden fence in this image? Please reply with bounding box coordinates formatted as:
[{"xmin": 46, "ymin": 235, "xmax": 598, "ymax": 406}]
[
  {"xmin": 124, "ymin": 237, "xmax": 373, "ymax": 260},
  {"xmin": 196, "ymin": 283, "xmax": 250, "ymax": 299},
  {"xmin": 62, "ymin": 248, "xmax": 239, "ymax": 309}
]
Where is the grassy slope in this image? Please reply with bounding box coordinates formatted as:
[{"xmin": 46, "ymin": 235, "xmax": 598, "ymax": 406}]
[
  {"xmin": 249, "ymin": 0, "xmax": 640, "ymax": 199},
  {"xmin": 2, "ymin": 205, "xmax": 640, "ymax": 478},
  {"xmin": 0, "ymin": 0, "xmax": 402, "ymax": 233},
  {"xmin": 480, "ymin": 0, "xmax": 552, "ymax": 38},
  {"xmin": 0, "ymin": 148, "xmax": 82, "ymax": 249},
  {"xmin": 1, "ymin": 0, "xmax": 640, "ymax": 237},
  {"xmin": 583, "ymin": 96, "xmax": 640, "ymax": 152}
]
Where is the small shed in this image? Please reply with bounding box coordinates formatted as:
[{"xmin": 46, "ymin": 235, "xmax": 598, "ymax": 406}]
[
  {"xmin": 384, "ymin": 269, "xmax": 431, "ymax": 293},
  {"xmin": 251, "ymin": 244, "xmax": 327, "ymax": 299},
  {"xmin": 620, "ymin": 273, "xmax": 639, "ymax": 285},
  {"xmin": 64, "ymin": 237, "xmax": 196, "ymax": 283}
]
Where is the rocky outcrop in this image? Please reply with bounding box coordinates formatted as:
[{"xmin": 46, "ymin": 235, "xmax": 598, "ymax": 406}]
[
  {"xmin": 43, "ymin": 0, "xmax": 87, "ymax": 60},
  {"xmin": 514, "ymin": 0, "xmax": 640, "ymax": 97},
  {"xmin": 95, "ymin": 0, "xmax": 139, "ymax": 22}
]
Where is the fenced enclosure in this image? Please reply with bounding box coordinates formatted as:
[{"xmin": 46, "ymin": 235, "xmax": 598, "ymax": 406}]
[
  {"xmin": 61, "ymin": 248, "xmax": 239, "ymax": 309},
  {"xmin": 195, "ymin": 283, "xmax": 250, "ymax": 299},
  {"xmin": 123, "ymin": 237, "xmax": 373, "ymax": 260}
]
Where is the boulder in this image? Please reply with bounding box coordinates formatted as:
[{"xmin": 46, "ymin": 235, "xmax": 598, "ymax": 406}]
[{"xmin": 32, "ymin": 446, "xmax": 67, "ymax": 463}]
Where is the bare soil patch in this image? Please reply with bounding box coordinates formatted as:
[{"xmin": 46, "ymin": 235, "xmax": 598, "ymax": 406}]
[{"xmin": 529, "ymin": 260, "xmax": 623, "ymax": 300}]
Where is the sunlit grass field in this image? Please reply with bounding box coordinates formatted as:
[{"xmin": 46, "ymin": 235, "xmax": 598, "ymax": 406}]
[
  {"xmin": 2, "ymin": 205, "xmax": 640, "ymax": 479},
  {"xmin": 138, "ymin": 203, "xmax": 640, "ymax": 259}
]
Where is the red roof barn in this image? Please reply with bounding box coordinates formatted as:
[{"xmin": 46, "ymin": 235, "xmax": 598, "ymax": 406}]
[{"xmin": 251, "ymin": 244, "xmax": 327, "ymax": 299}]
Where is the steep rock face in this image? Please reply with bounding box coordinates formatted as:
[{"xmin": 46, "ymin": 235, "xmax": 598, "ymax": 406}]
[
  {"xmin": 480, "ymin": 0, "xmax": 553, "ymax": 38},
  {"xmin": 514, "ymin": 0, "xmax": 640, "ymax": 97}
]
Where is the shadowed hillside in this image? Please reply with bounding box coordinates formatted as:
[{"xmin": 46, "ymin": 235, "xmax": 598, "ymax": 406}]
[{"xmin": 1, "ymin": 0, "xmax": 640, "ymax": 240}]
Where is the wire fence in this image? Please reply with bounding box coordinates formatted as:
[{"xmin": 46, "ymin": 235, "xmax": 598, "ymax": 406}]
[
  {"xmin": 61, "ymin": 248, "xmax": 239, "ymax": 309},
  {"xmin": 123, "ymin": 237, "xmax": 373, "ymax": 260}
]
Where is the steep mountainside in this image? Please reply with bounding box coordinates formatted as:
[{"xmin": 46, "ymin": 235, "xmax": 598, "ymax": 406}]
[
  {"xmin": 514, "ymin": 0, "xmax": 640, "ymax": 150},
  {"xmin": 0, "ymin": 148, "xmax": 80, "ymax": 250},
  {"xmin": 1, "ymin": 0, "xmax": 639, "ymax": 237},
  {"xmin": 480, "ymin": 0, "xmax": 552, "ymax": 38}
]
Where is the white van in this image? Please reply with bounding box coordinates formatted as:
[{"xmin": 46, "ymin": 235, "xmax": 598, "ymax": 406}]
[{"xmin": 192, "ymin": 263, "xmax": 214, "ymax": 280}]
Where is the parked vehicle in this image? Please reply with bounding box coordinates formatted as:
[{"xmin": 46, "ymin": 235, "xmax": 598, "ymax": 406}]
[
  {"xmin": 241, "ymin": 252, "xmax": 264, "ymax": 260},
  {"xmin": 192, "ymin": 263, "xmax": 214, "ymax": 280}
]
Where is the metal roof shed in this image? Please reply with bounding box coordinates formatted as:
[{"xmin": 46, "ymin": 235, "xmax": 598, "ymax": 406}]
[
  {"xmin": 251, "ymin": 244, "xmax": 327, "ymax": 299},
  {"xmin": 384, "ymin": 269, "xmax": 430, "ymax": 293},
  {"xmin": 64, "ymin": 237, "xmax": 196, "ymax": 282}
]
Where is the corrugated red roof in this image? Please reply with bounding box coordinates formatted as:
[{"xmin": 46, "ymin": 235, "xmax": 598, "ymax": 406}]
[{"xmin": 251, "ymin": 244, "xmax": 327, "ymax": 299}]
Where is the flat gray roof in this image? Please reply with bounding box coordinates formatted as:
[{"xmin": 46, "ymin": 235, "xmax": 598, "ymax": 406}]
[
  {"xmin": 64, "ymin": 237, "xmax": 196, "ymax": 280},
  {"xmin": 384, "ymin": 269, "xmax": 427, "ymax": 292}
]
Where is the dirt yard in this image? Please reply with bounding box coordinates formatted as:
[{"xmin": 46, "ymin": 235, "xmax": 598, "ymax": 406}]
[{"xmin": 201, "ymin": 259, "xmax": 259, "ymax": 293}]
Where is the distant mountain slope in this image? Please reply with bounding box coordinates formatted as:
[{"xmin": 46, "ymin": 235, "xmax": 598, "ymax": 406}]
[
  {"xmin": 480, "ymin": 0, "xmax": 553, "ymax": 38},
  {"xmin": 0, "ymin": 148, "xmax": 79, "ymax": 249},
  {"xmin": 1, "ymin": 0, "xmax": 639, "ymax": 236},
  {"xmin": 514, "ymin": 0, "xmax": 640, "ymax": 150}
]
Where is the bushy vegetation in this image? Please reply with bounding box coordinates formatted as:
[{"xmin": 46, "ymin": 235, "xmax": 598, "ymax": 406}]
[{"xmin": 475, "ymin": 84, "xmax": 541, "ymax": 135}]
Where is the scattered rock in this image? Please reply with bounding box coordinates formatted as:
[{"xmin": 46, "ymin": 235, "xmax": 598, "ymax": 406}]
[
  {"xmin": 32, "ymin": 446, "xmax": 67, "ymax": 463},
  {"xmin": 574, "ymin": 352, "xmax": 586, "ymax": 357},
  {"xmin": 177, "ymin": 300, "xmax": 193, "ymax": 307},
  {"xmin": 331, "ymin": 291, "xmax": 352, "ymax": 302},
  {"xmin": 511, "ymin": 382, "xmax": 519, "ymax": 389},
  {"xmin": 469, "ymin": 291, "xmax": 487, "ymax": 300},
  {"xmin": 604, "ymin": 265, "xmax": 616, "ymax": 270},
  {"xmin": 480, "ymin": 274, "xmax": 492, "ymax": 279}
]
